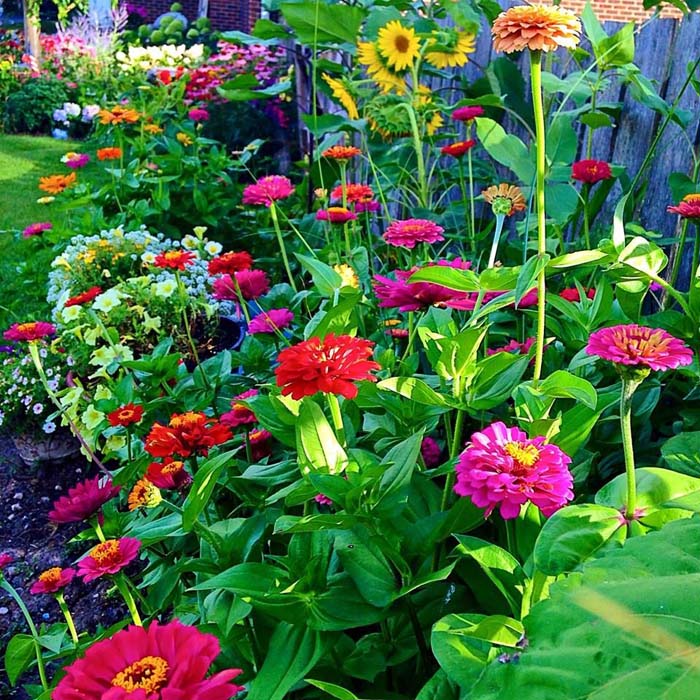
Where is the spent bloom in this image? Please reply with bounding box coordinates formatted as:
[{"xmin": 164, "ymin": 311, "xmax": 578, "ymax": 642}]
[
  {"xmin": 127, "ymin": 479, "xmax": 163, "ymax": 511},
  {"xmin": 107, "ymin": 403, "xmax": 144, "ymax": 427},
  {"xmin": 492, "ymin": 4, "xmax": 581, "ymax": 53},
  {"xmin": 23, "ymin": 222, "xmax": 53, "ymax": 238},
  {"xmin": 49, "ymin": 475, "xmax": 121, "ymax": 524},
  {"xmin": 30, "ymin": 566, "xmax": 76, "ymax": 595},
  {"xmin": 668, "ymin": 193, "xmax": 700, "ymax": 220},
  {"xmin": 248, "ymin": 308, "xmax": 294, "ymax": 335},
  {"xmin": 4, "ymin": 321, "xmax": 56, "ymax": 342},
  {"xmin": 275, "ymin": 334, "xmax": 380, "ymax": 400},
  {"xmin": 572, "ymin": 159, "xmax": 613, "ymax": 184},
  {"xmin": 455, "ymin": 422, "xmax": 574, "ymax": 519},
  {"xmin": 77, "ymin": 538, "xmax": 141, "ymax": 582},
  {"xmin": 242, "ymin": 175, "xmax": 294, "ymax": 206},
  {"xmin": 145, "ymin": 411, "xmax": 232, "ymax": 458},
  {"xmin": 383, "ymin": 218, "xmax": 445, "ymax": 249},
  {"xmin": 51, "ymin": 620, "xmax": 244, "ymax": 700},
  {"xmin": 586, "ymin": 325, "xmax": 694, "ymax": 371},
  {"xmin": 483, "ymin": 184, "xmax": 526, "ymax": 216}
]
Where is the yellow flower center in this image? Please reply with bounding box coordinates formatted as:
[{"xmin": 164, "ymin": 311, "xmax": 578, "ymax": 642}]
[
  {"xmin": 684, "ymin": 193, "xmax": 700, "ymax": 204},
  {"xmin": 90, "ymin": 540, "xmax": 120, "ymax": 565},
  {"xmin": 503, "ymin": 442, "xmax": 540, "ymax": 468},
  {"xmin": 162, "ymin": 460, "xmax": 184, "ymax": 474},
  {"xmin": 39, "ymin": 567, "xmax": 62, "ymax": 585},
  {"xmin": 170, "ymin": 411, "xmax": 202, "ymax": 428},
  {"xmin": 17, "ymin": 322, "xmax": 38, "ymax": 334},
  {"xmin": 111, "ymin": 656, "xmax": 169, "ymax": 694}
]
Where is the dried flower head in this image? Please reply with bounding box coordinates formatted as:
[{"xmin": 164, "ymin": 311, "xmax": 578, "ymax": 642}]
[{"xmin": 482, "ymin": 184, "xmax": 526, "ymax": 216}]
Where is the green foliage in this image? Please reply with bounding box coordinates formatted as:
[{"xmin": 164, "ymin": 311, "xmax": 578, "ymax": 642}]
[{"xmin": 3, "ymin": 78, "xmax": 69, "ymax": 134}]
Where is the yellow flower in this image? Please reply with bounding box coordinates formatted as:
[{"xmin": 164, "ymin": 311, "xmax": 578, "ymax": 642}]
[
  {"xmin": 37, "ymin": 196, "xmax": 55, "ymax": 204},
  {"xmin": 334, "ymin": 264, "xmax": 359, "ymax": 289},
  {"xmin": 425, "ymin": 30, "xmax": 476, "ymax": 69},
  {"xmin": 357, "ymin": 41, "xmax": 406, "ymax": 94},
  {"xmin": 144, "ymin": 123, "xmax": 163, "ymax": 134},
  {"xmin": 176, "ymin": 132, "xmax": 193, "ymax": 146},
  {"xmin": 322, "ymin": 74, "xmax": 359, "ymax": 120},
  {"xmin": 82, "ymin": 404, "xmax": 105, "ymax": 429},
  {"xmin": 377, "ymin": 21, "xmax": 421, "ymax": 72},
  {"xmin": 492, "ymin": 5, "xmax": 581, "ymax": 54},
  {"xmin": 61, "ymin": 305, "xmax": 82, "ymax": 323},
  {"xmin": 128, "ymin": 479, "xmax": 162, "ymax": 511}
]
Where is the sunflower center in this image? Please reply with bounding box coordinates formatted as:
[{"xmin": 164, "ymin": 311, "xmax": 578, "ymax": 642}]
[
  {"xmin": 112, "ymin": 655, "xmax": 169, "ymax": 694},
  {"xmin": 39, "ymin": 567, "xmax": 62, "ymax": 585},
  {"xmin": 394, "ymin": 35, "xmax": 410, "ymax": 53},
  {"xmin": 504, "ymin": 442, "xmax": 540, "ymax": 468},
  {"xmin": 89, "ymin": 540, "xmax": 120, "ymax": 565}
]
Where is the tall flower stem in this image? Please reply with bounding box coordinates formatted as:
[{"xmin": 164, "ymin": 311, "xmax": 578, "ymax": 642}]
[
  {"xmin": 470, "ymin": 213, "xmax": 506, "ymax": 321},
  {"xmin": 0, "ymin": 579, "xmax": 49, "ymax": 690},
  {"xmin": 56, "ymin": 592, "xmax": 79, "ymax": 644},
  {"xmin": 457, "ymin": 159, "xmax": 472, "ymax": 254},
  {"xmin": 402, "ymin": 101, "xmax": 429, "ymax": 208},
  {"xmin": 269, "ymin": 202, "xmax": 298, "ymax": 292},
  {"xmin": 530, "ymin": 50, "xmax": 548, "ymax": 387},
  {"xmin": 326, "ymin": 393, "xmax": 345, "ymax": 446},
  {"xmin": 581, "ymin": 182, "xmax": 591, "ymax": 250},
  {"xmin": 619, "ymin": 376, "xmax": 642, "ymax": 522},
  {"xmin": 692, "ymin": 222, "xmax": 700, "ymax": 286},
  {"xmin": 115, "ymin": 573, "xmax": 142, "ymax": 626},
  {"xmin": 339, "ymin": 161, "xmax": 352, "ymax": 258},
  {"xmin": 467, "ymin": 136, "xmax": 477, "ymax": 255}
]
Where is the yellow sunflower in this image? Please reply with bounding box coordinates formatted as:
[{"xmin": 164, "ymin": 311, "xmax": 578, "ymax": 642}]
[
  {"xmin": 357, "ymin": 41, "xmax": 406, "ymax": 94},
  {"xmin": 425, "ymin": 30, "xmax": 476, "ymax": 69},
  {"xmin": 377, "ymin": 20, "xmax": 421, "ymax": 72},
  {"xmin": 322, "ymin": 73, "xmax": 359, "ymax": 120},
  {"xmin": 415, "ymin": 85, "xmax": 444, "ymax": 136}
]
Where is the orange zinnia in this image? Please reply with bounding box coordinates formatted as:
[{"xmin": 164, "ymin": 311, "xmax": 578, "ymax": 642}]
[
  {"xmin": 492, "ymin": 5, "xmax": 580, "ymax": 54},
  {"xmin": 98, "ymin": 105, "xmax": 142, "ymax": 125},
  {"xmin": 38, "ymin": 172, "xmax": 77, "ymax": 195},
  {"xmin": 322, "ymin": 145, "xmax": 362, "ymax": 161},
  {"xmin": 482, "ymin": 184, "xmax": 526, "ymax": 216},
  {"xmin": 97, "ymin": 147, "xmax": 123, "ymax": 161}
]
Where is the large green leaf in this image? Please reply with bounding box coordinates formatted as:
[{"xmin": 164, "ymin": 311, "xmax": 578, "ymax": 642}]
[
  {"xmin": 182, "ymin": 450, "xmax": 237, "ymax": 531},
  {"xmin": 475, "ymin": 118, "xmax": 534, "ymax": 183},
  {"xmin": 661, "ymin": 431, "xmax": 700, "ymax": 477},
  {"xmin": 4, "ymin": 634, "xmax": 35, "ymax": 686},
  {"xmin": 470, "ymin": 517, "xmax": 700, "ymax": 699},
  {"xmin": 280, "ymin": 2, "xmax": 365, "ymax": 45},
  {"xmin": 296, "ymin": 399, "xmax": 348, "ymax": 474}
]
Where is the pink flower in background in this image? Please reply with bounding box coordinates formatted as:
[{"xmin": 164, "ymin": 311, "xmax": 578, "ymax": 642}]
[
  {"xmin": 421, "ymin": 436, "xmax": 442, "ymax": 468},
  {"xmin": 572, "ymin": 159, "xmax": 612, "ymax": 184},
  {"xmin": 487, "ymin": 337, "xmax": 536, "ymax": 358},
  {"xmin": 188, "ymin": 107, "xmax": 210, "ymax": 122},
  {"xmin": 315, "ymin": 493, "xmax": 333, "ymax": 506},
  {"xmin": 49, "ymin": 476, "xmax": 121, "ymax": 524},
  {"xmin": 383, "ymin": 219, "xmax": 445, "ymax": 249},
  {"xmin": 243, "ymin": 175, "xmax": 294, "ymax": 206},
  {"xmin": 452, "ymin": 105, "xmax": 484, "ymax": 122},
  {"xmin": 316, "ymin": 207, "xmax": 357, "ymax": 224},
  {"xmin": 4, "ymin": 321, "xmax": 56, "ymax": 342},
  {"xmin": 22, "ymin": 222, "xmax": 53, "ymax": 238},
  {"xmin": 61, "ymin": 152, "xmax": 90, "ymax": 169},
  {"xmin": 586, "ymin": 325, "xmax": 694, "ymax": 371},
  {"xmin": 559, "ymin": 287, "xmax": 595, "ymax": 302},
  {"xmin": 0, "ymin": 552, "xmax": 13, "ymax": 569},
  {"xmin": 248, "ymin": 308, "xmax": 294, "ymax": 334},
  {"xmin": 455, "ymin": 422, "xmax": 573, "ymax": 519},
  {"xmin": 212, "ymin": 270, "xmax": 270, "ymax": 301},
  {"xmin": 667, "ymin": 193, "xmax": 700, "ymax": 220},
  {"xmin": 249, "ymin": 428, "xmax": 273, "ymax": 460},
  {"xmin": 221, "ymin": 389, "xmax": 258, "ymax": 428}
]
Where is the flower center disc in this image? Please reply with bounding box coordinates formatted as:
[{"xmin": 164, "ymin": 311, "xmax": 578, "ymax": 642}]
[
  {"xmin": 112, "ymin": 655, "xmax": 169, "ymax": 694},
  {"xmin": 503, "ymin": 441, "xmax": 540, "ymax": 468},
  {"xmin": 90, "ymin": 540, "xmax": 120, "ymax": 565},
  {"xmin": 395, "ymin": 35, "xmax": 410, "ymax": 52},
  {"xmin": 39, "ymin": 567, "xmax": 62, "ymax": 585}
]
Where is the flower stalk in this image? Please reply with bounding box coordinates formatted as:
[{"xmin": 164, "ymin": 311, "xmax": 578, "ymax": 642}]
[
  {"xmin": 56, "ymin": 592, "xmax": 79, "ymax": 644},
  {"xmin": 619, "ymin": 375, "xmax": 643, "ymax": 523},
  {"xmin": 269, "ymin": 202, "xmax": 298, "ymax": 292}
]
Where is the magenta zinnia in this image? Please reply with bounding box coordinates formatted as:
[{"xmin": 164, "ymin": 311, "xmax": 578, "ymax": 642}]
[
  {"xmin": 23, "ymin": 222, "xmax": 52, "ymax": 238},
  {"xmin": 455, "ymin": 422, "xmax": 573, "ymax": 519},
  {"xmin": 586, "ymin": 324, "xmax": 694, "ymax": 371},
  {"xmin": 3, "ymin": 321, "xmax": 56, "ymax": 342},
  {"xmin": 572, "ymin": 159, "xmax": 612, "ymax": 184},
  {"xmin": 242, "ymin": 175, "xmax": 294, "ymax": 206},
  {"xmin": 383, "ymin": 219, "xmax": 445, "ymax": 249},
  {"xmin": 49, "ymin": 475, "xmax": 121, "ymax": 524},
  {"xmin": 52, "ymin": 620, "xmax": 244, "ymax": 700},
  {"xmin": 451, "ymin": 105, "xmax": 484, "ymax": 122},
  {"xmin": 248, "ymin": 308, "xmax": 294, "ymax": 335},
  {"xmin": 77, "ymin": 538, "xmax": 141, "ymax": 582},
  {"xmin": 212, "ymin": 269, "xmax": 271, "ymax": 301},
  {"xmin": 30, "ymin": 566, "xmax": 76, "ymax": 595}
]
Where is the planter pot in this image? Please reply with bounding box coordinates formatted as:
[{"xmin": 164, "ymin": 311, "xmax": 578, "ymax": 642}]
[{"xmin": 11, "ymin": 429, "xmax": 81, "ymax": 467}]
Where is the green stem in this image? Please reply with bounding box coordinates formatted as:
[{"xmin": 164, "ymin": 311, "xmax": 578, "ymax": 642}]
[
  {"xmin": 581, "ymin": 182, "xmax": 591, "ymax": 250},
  {"xmin": 326, "ymin": 393, "xmax": 345, "ymax": 446},
  {"xmin": 620, "ymin": 377, "xmax": 641, "ymax": 522},
  {"xmin": 56, "ymin": 593, "xmax": 79, "ymax": 644},
  {"xmin": 244, "ymin": 615, "xmax": 262, "ymax": 671},
  {"xmin": 692, "ymin": 223, "xmax": 700, "ymax": 286},
  {"xmin": 470, "ymin": 214, "xmax": 505, "ymax": 320},
  {"xmin": 457, "ymin": 159, "xmax": 472, "ymax": 254},
  {"xmin": 529, "ymin": 51, "xmax": 547, "ymax": 387},
  {"xmin": 402, "ymin": 102, "xmax": 429, "ymax": 208},
  {"xmin": 175, "ymin": 271, "xmax": 210, "ymax": 391},
  {"xmin": 115, "ymin": 573, "xmax": 143, "ymax": 626},
  {"xmin": 269, "ymin": 202, "xmax": 298, "ymax": 292},
  {"xmin": 466, "ymin": 131, "xmax": 477, "ymax": 255}
]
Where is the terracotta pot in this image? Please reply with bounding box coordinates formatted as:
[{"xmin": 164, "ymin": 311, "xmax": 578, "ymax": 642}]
[{"xmin": 11, "ymin": 429, "xmax": 81, "ymax": 467}]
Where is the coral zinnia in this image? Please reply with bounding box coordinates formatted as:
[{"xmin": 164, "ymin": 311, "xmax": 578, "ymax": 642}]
[
  {"xmin": 30, "ymin": 566, "xmax": 75, "ymax": 595},
  {"xmin": 331, "ymin": 183, "xmax": 375, "ymax": 205},
  {"xmin": 38, "ymin": 172, "xmax": 76, "ymax": 195},
  {"xmin": 455, "ymin": 422, "xmax": 573, "ymax": 519},
  {"xmin": 668, "ymin": 193, "xmax": 700, "ymax": 219},
  {"xmin": 77, "ymin": 538, "xmax": 141, "ymax": 582},
  {"xmin": 425, "ymin": 30, "xmax": 476, "ymax": 69},
  {"xmin": 441, "ymin": 140, "xmax": 476, "ymax": 158},
  {"xmin": 322, "ymin": 73, "xmax": 360, "ymax": 120},
  {"xmin": 586, "ymin": 325, "xmax": 694, "ymax": 371},
  {"xmin": 49, "ymin": 476, "xmax": 121, "ymax": 524},
  {"xmin": 572, "ymin": 159, "xmax": 612, "ymax": 184},
  {"xmin": 208, "ymin": 251, "xmax": 254, "ymax": 275},
  {"xmin": 107, "ymin": 403, "xmax": 144, "ymax": 427},
  {"xmin": 52, "ymin": 620, "xmax": 244, "ymax": 700},
  {"xmin": 144, "ymin": 412, "xmax": 232, "ymax": 458},
  {"xmin": 4, "ymin": 321, "xmax": 56, "ymax": 342},
  {"xmin": 452, "ymin": 105, "xmax": 484, "ymax": 122},
  {"xmin": 492, "ymin": 4, "xmax": 581, "ymax": 54},
  {"xmin": 65, "ymin": 286, "xmax": 103, "ymax": 307},
  {"xmin": 482, "ymin": 184, "xmax": 527, "ymax": 216},
  {"xmin": 383, "ymin": 218, "xmax": 445, "ymax": 249},
  {"xmin": 242, "ymin": 175, "xmax": 295, "ymax": 207},
  {"xmin": 146, "ymin": 460, "xmax": 191, "ymax": 490},
  {"xmin": 127, "ymin": 479, "xmax": 162, "ymax": 511},
  {"xmin": 275, "ymin": 334, "xmax": 380, "ymax": 400},
  {"xmin": 316, "ymin": 207, "xmax": 358, "ymax": 224},
  {"xmin": 377, "ymin": 20, "xmax": 421, "ymax": 71},
  {"xmin": 221, "ymin": 389, "xmax": 259, "ymax": 428},
  {"xmin": 97, "ymin": 105, "xmax": 141, "ymax": 125},
  {"xmin": 212, "ymin": 269, "xmax": 271, "ymax": 301},
  {"xmin": 23, "ymin": 222, "xmax": 52, "ymax": 238},
  {"xmin": 248, "ymin": 308, "xmax": 295, "ymax": 335},
  {"xmin": 97, "ymin": 147, "xmax": 123, "ymax": 161},
  {"xmin": 153, "ymin": 250, "xmax": 196, "ymax": 270},
  {"xmin": 323, "ymin": 145, "xmax": 362, "ymax": 161}
]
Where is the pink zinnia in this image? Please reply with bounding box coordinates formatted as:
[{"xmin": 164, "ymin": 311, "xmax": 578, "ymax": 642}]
[
  {"xmin": 30, "ymin": 566, "xmax": 76, "ymax": 595},
  {"xmin": 188, "ymin": 107, "xmax": 210, "ymax": 121},
  {"xmin": 383, "ymin": 219, "xmax": 445, "ymax": 249},
  {"xmin": 242, "ymin": 175, "xmax": 294, "ymax": 206},
  {"xmin": 421, "ymin": 436, "xmax": 442, "ymax": 468},
  {"xmin": 221, "ymin": 389, "xmax": 258, "ymax": 428},
  {"xmin": 63, "ymin": 152, "xmax": 90, "ymax": 169},
  {"xmin": 249, "ymin": 428, "xmax": 273, "ymax": 460},
  {"xmin": 0, "ymin": 552, "xmax": 12, "ymax": 569},
  {"xmin": 212, "ymin": 270, "xmax": 270, "ymax": 301},
  {"xmin": 23, "ymin": 222, "xmax": 52, "ymax": 238},
  {"xmin": 49, "ymin": 475, "xmax": 121, "ymax": 524},
  {"xmin": 315, "ymin": 493, "xmax": 333, "ymax": 506},
  {"xmin": 487, "ymin": 336, "xmax": 536, "ymax": 357},
  {"xmin": 4, "ymin": 321, "xmax": 56, "ymax": 342},
  {"xmin": 452, "ymin": 105, "xmax": 484, "ymax": 122},
  {"xmin": 572, "ymin": 159, "xmax": 612, "ymax": 184},
  {"xmin": 248, "ymin": 308, "xmax": 294, "ymax": 334},
  {"xmin": 52, "ymin": 620, "xmax": 244, "ymax": 700},
  {"xmin": 77, "ymin": 538, "xmax": 141, "ymax": 582},
  {"xmin": 668, "ymin": 193, "xmax": 700, "ymax": 220},
  {"xmin": 316, "ymin": 207, "xmax": 357, "ymax": 224},
  {"xmin": 586, "ymin": 324, "xmax": 694, "ymax": 371},
  {"xmin": 455, "ymin": 422, "xmax": 573, "ymax": 519}
]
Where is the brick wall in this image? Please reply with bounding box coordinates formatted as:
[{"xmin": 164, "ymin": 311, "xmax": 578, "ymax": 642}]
[
  {"xmin": 561, "ymin": 0, "xmax": 682, "ymax": 23},
  {"xmin": 136, "ymin": 0, "xmax": 261, "ymax": 31}
]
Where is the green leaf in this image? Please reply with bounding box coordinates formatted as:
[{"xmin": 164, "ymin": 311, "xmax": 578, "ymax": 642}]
[
  {"xmin": 408, "ymin": 266, "xmax": 480, "ymax": 291},
  {"xmin": 661, "ymin": 432, "xmax": 700, "ymax": 477},
  {"xmin": 193, "ymin": 562, "xmax": 289, "ymax": 596},
  {"xmin": 296, "ymin": 399, "xmax": 348, "ymax": 475},
  {"xmin": 280, "ymin": 2, "xmax": 365, "ymax": 45},
  {"xmin": 618, "ymin": 235, "xmax": 668, "ymax": 278},
  {"xmin": 539, "ymin": 370, "xmax": 597, "ymax": 409},
  {"xmin": 548, "ymin": 249, "xmax": 610, "ymax": 269},
  {"xmin": 4, "ymin": 634, "xmax": 35, "ymax": 686},
  {"xmin": 475, "ymin": 118, "xmax": 534, "ymax": 183},
  {"xmin": 515, "ymin": 254, "xmax": 549, "ymax": 305},
  {"xmin": 247, "ymin": 623, "xmax": 329, "ymax": 700},
  {"xmin": 182, "ymin": 451, "xmax": 236, "ymax": 532},
  {"xmin": 534, "ymin": 504, "xmax": 626, "ymax": 575},
  {"xmin": 306, "ymin": 679, "xmax": 359, "ymax": 700},
  {"xmin": 295, "ymin": 253, "xmax": 343, "ymax": 296},
  {"xmin": 598, "ymin": 22, "xmax": 635, "ymax": 68},
  {"xmin": 377, "ymin": 377, "xmax": 452, "ymax": 407},
  {"xmin": 612, "ymin": 193, "xmax": 631, "ymax": 251},
  {"xmin": 467, "ymin": 353, "xmax": 530, "ymax": 411},
  {"xmin": 581, "ymin": 1, "xmax": 607, "ymax": 51},
  {"xmin": 470, "ymin": 517, "xmax": 700, "ymax": 699}
]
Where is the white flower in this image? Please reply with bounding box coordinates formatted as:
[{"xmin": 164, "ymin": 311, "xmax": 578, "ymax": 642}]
[
  {"xmin": 43, "ymin": 421, "xmax": 57, "ymax": 434},
  {"xmin": 141, "ymin": 251, "xmax": 157, "ymax": 265},
  {"xmin": 92, "ymin": 288, "xmax": 127, "ymax": 313},
  {"xmin": 82, "ymin": 405, "xmax": 105, "ymax": 429},
  {"xmin": 61, "ymin": 305, "xmax": 82, "ymax": 323},
  {"xmin": 205, "ymin": 241, "xmax": 223, "ymax": 256},
  {"xmin": 181, "ymin": 234, "xmax": 198, "ymax": 250},
  {"xmin": 64, "ymin": 102, "xmax": 81, "ymax": 117},
  {"xmin": 153, "ymin": 279, "xmax": 177, "ymax": 298}
]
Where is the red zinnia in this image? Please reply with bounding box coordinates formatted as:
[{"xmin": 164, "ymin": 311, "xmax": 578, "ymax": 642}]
[
  {"xmin": 220, "ymin": 389, "xmax": 258, "ymax": 428},
  {"xmin": 248, "ymin": 428, "xmax": 273, "ymax": 460},
  {"xmin": 559, "ymin": 287, "xmax": 595, "ymax": 302},
  {"xmin": 153, "ymin": 250, "xmax": 196, "ymax": 270},
  {"xmin": 107, "ymin": 403, "xmax": 144, "ymax": 427},
  {"xmin": 49, "ymin": 475, "xmax": 121, "ymax": 524},
  {"xmin": 441, "ymin": 140, "xmax": 476, "ymax": 158},
  {"xmin": 30, "ymin": 566, "xmax": 76, "ymax": 595},
  {"xmin": 77, "ymin": 538, "xmax": 141, "ymax": 582},
  {"xmin": 212, "ymin": 270, "xmax": 270, "ymax": 301},
  {"xmin": 668, "ymin": 193, "xmax": 700, "ymax": 219},
  {"xmin": 23, "ymin": 222, "xmax": 52, "ymax": 238},
  {"xmin": 275, "ymin": 334, "xmax": 380, "ymax": 400},
  {"xmin": 585, "ymin": 324, "xmax": 694, "ymax": 371},
  {"xmin": 208, "ymin": 251, "xmax": 254, "ymax": 275},
  {"xmin": 4, "ymin": 321, "xmax": 56, "ymax": 342},
  {"xmin": 451, "ymin": 105, "xmax": 484, "ymax": 122},
  {"xmin": 316, "ymin": 207, "xmax": 358, "ymax": 224},
  {"xmin": 572, "ymin": 159, "xmax": 612, "ymax": 184},
  {"xmin": 383, "ymin": 219, "xmax": 445, "ymax": 249},
  {"xmin": 242, "ymin": 175, "xmax": 294, "ymax": 207},
  {"xmin": 52, "ymin": 620, "xmax": 244, "ymax": 700},
  {"xmin": 146, "ymin": 460, "xmax": 191, "ymax": 490},
  {"xmin": 65, "ymin": 286, "xmax": 103, "ymax": 307},
  {"xmin": 144, "ymin": 411, "xmax": 232, "ymax": 458}
]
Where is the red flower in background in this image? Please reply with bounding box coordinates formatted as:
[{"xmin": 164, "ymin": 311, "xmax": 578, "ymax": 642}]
[
  {"xmin": 559, "ymin": 287, "xmax": 595, "ymax": 302},
  {"xmin": 249, "ymin": 428, "xmax": 273, "ymax": 460},
  {"xmin": 153, "ymin": 250, "xmax": 196, "ymax": 270},
  {"xmin": 441, "ymin": 140, "xmax": 476, "ymax": 158},
  {"xmin": 77, "ymin": 538, "xmax": 141, "ymax": 582},
  {"xmin": 52, "ymin": 620, "xmax": 244, "ymax": 700},
  {"xmin": 107, "ymin": 403, "xmax": 144, "ymax": 428},
  {"xmin": 145, "ymin": 412, "xmax": 232, "ymax": 458},
  {"xmin": 0, "ymin": 552, "xmax": 13, "ymax": 569},
  {"xmin": 49, "ymin": 476, "xmax": 121, "ymax": 524},
  {"xmin": 275, "ymin": 334, "xmax": 380, "ymax": 400},
  {"xmin": 30, "ymin": 567, "xmax": 75, "ymax": 595},
  {"xmin": 96, "ymin": 147, "xmax": 123, "ymax": 161},
  {"xmin": 65, "ymin": 286, "xmax": 103, "ymax": 307},
  {"xmin": 208, "ymin": 251, "xmax": 254, "ymax": 275},
  {"xmin": 146, "ymin": 460, "xmax": 192, "ymax": 490},
  {"xmin": 572, "ymin": 159, "xmax": 612, "ymax": 184},
  {"xmin": 323, "ymin": 145, "xmax": 362, "ymax": 160}
]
